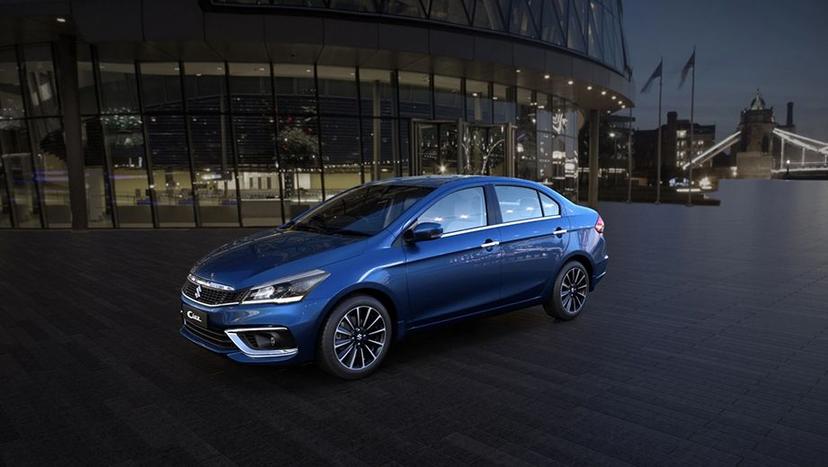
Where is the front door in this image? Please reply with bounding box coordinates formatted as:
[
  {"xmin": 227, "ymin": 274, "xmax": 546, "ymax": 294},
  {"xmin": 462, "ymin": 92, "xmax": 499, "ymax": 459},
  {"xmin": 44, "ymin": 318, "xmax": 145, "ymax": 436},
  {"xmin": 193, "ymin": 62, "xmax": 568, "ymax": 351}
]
[{"xmin": 403, "ymin": 186, "xmax": 502, "ymax": 326}]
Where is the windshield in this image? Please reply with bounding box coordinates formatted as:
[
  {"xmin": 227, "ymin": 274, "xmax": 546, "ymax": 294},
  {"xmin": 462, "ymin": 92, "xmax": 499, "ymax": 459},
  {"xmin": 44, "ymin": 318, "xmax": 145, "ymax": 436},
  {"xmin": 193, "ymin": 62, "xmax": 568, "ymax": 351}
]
[{"xmin": 291, "ymin": 184, "xmax": 433, "ymax": 237}]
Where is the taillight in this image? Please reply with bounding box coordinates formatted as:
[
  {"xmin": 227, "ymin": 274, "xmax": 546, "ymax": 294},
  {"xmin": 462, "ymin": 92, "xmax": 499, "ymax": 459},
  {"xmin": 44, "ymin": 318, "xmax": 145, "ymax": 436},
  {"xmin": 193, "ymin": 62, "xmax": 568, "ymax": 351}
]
[{"xmin": 595, "ymin": 215, "xmax": 605, "ymax": 234}]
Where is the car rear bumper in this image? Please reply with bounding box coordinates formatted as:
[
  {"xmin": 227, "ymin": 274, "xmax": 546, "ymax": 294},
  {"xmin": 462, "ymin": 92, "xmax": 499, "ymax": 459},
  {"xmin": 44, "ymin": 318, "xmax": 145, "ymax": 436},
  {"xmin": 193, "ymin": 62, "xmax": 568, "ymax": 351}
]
[{"xmin": 591, "ymin": 254, "xmax": 609, "ymax": 289}]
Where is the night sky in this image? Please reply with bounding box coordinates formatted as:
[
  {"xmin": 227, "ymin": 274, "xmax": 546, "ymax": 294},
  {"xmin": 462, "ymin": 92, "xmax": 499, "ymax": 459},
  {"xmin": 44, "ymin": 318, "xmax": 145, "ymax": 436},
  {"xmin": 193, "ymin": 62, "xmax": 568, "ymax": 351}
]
[{"xmin": 623, "ymin": 0, "xmax": 828, "ymax": 142}]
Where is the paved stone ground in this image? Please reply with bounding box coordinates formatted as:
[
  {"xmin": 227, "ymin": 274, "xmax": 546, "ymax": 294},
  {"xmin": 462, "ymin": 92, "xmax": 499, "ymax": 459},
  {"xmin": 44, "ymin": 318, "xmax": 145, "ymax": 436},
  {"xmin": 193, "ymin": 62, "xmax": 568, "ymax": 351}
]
[{"xmin": 1, "ymin": 180, "xmax": 828, "ymax": 466}]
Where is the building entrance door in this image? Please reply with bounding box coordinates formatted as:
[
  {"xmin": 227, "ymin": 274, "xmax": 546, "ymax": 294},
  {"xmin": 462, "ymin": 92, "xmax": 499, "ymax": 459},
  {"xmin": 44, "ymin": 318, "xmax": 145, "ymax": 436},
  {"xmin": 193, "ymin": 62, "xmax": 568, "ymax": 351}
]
[{"xmin": 412, "ymin": 120, "xmax": 514, "ymax": 177}]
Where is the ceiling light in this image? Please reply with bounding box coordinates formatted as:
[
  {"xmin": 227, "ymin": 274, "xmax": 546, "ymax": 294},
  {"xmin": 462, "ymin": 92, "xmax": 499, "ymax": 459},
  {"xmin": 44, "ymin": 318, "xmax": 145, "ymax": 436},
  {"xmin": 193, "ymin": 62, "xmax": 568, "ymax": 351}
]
[
  {"xmin": 567, "ymin": 80, "xmax": 574, "ymax": 85},
  {"xmin": 515, "ymin": 69, "xmax": 521, "ymax": 73},
  {"xmin": 611, "ymin": 95, "xmax": 616, "ymax": 100},
  {"xmin": 601, "ymin": 90, "xmax": 607, "ymax": 96},
  {"xmin": 587, "ymin": 85, "xmax": 593, "ymax": 91},
  {"xmin": 56, "ymin": 17, "xmax": 67, "ymax": 23},
  {"xmin": 544, "ymin": 74, "xmax": 550, "ymax": 79}
]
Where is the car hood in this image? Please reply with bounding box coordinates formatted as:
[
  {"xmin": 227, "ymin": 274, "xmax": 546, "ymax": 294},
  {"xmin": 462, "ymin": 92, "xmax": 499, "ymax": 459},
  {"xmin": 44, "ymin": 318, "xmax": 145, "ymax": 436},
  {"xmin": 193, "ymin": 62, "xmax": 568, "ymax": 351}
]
[{"xmin": 191, "ymin": 229, "xmax": 366, "ymax": 289}]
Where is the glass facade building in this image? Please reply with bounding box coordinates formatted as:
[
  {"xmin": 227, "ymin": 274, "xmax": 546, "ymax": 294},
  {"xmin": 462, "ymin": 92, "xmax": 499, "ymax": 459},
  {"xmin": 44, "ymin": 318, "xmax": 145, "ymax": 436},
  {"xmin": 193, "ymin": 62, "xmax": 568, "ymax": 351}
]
[{"xmin": 0, "ymin": 0, "xmax": 633, "ymax": 229}]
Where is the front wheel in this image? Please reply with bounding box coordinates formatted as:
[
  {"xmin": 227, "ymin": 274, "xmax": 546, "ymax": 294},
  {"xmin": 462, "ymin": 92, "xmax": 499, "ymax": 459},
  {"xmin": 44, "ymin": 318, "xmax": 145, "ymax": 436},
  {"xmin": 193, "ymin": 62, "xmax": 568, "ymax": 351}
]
[
  {"xmin": 317, "ymin": 295, "xmax": 391, "ymax": 380},
  {"xmin": 544, "ymin": 261, "xmax": 590, "ymax": 320}
]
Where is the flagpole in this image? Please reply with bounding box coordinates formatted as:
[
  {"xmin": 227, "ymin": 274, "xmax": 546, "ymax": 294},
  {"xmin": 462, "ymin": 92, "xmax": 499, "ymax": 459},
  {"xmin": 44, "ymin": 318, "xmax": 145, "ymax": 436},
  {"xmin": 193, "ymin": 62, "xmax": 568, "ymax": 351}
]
[
  {"xmin": 656, "ymin": 58, "xmax": 663, "ymax": 204},
  {"xmin": 687, "ymin": 47, "xmax": 696, "ymax": 207}
]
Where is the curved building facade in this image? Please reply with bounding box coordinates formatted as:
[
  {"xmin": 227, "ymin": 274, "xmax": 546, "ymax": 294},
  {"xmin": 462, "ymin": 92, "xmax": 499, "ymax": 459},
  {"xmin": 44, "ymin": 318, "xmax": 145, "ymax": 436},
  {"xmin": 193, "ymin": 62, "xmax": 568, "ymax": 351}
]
[{"xmin": 0, "ymin": 0, "xmax": 633, "ymax": 229}]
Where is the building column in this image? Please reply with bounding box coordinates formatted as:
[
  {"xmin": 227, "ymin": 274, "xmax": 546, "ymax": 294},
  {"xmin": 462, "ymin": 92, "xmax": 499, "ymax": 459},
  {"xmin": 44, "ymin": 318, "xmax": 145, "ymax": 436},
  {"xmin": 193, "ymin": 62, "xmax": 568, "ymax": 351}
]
[
  {"xmin": 588, "ymin": 109, "xmax": 600, "ymax": 209},
  {"xmin": 55, "ymin": 35, "xmax": 87, "ymax": 229}
]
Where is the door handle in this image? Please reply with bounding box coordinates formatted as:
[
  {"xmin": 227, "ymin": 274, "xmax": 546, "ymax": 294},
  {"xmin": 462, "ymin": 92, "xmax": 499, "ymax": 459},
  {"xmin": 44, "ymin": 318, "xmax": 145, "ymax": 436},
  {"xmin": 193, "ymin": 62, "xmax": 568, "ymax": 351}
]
[
  {"xmin": 480, "ymin": 240, "xmax": 500, "ymax": 249},
  {"xmin": 554, "ymin": 228, "xmax": 568, "ymax": 235}
]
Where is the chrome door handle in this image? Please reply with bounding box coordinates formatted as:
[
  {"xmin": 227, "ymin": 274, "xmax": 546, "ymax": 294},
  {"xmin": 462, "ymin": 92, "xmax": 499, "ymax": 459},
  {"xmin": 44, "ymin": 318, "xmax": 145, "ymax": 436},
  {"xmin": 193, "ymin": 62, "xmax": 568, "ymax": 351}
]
[
  {"xmin": 480, "ymin": 240, "xmax": 500, "ymax": 248},
  {"xmin": 554, "ymin": 228, "xmax": 568, "ymax": 235}
]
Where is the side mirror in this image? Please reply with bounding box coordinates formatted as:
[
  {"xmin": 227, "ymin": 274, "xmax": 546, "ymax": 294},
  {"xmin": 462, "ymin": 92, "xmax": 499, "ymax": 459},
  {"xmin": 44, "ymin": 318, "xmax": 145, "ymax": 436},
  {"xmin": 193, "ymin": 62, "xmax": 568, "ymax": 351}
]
[{"xmin": 404, "ymin": 222, "xmax": 443, "ymax": 242}]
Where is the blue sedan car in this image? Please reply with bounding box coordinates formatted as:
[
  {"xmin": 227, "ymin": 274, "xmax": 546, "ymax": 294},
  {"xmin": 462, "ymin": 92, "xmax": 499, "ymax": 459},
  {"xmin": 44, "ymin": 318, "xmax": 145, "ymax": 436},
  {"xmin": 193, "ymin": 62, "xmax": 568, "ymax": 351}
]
[{"xmin": 180, "ymin": 176, "xmax": 607, "ymax": 379}]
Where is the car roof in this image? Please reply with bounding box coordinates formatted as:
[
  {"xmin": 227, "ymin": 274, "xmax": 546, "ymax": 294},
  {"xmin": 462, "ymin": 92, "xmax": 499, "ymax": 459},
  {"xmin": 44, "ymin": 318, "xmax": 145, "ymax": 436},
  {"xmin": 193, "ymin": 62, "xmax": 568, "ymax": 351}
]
[{"xmin": 372, "ymin": 175, "xmax": 529, "ymax": 188}]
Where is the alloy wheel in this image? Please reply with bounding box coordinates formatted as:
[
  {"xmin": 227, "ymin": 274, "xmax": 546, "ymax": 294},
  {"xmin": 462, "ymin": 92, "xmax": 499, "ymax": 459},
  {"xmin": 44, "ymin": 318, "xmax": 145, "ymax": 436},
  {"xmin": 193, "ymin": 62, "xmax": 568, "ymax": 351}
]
[
  {"xmin": 334, "ymin": 306, "xmax": 387, "ymax": 370},
  {"xmin": 559, "ymin": 267, "xmax": 588, "ymax": 315}
]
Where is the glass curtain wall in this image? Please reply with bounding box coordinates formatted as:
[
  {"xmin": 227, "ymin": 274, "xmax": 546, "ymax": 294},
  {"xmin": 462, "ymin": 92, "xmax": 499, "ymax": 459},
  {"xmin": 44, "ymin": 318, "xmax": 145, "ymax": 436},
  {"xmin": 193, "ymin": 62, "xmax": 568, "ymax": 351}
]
[{"xmin": 1, "ymin": 42, "xmax": 587, "ymax": 229}]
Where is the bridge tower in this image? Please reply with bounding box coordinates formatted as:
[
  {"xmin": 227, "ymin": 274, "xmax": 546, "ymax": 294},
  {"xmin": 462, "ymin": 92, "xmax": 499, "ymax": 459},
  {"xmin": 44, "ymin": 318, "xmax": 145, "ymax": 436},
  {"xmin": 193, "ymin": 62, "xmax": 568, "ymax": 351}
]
[{"xmin": 734, "ymin": 90, "xmax": 782, "ymax": 178}]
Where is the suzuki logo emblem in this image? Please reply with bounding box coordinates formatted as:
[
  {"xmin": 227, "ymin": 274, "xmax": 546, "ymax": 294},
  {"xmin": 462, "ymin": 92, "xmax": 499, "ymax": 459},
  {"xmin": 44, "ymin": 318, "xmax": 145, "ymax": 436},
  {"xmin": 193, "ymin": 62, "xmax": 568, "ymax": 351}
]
[
  {"xmin": 186, "ymin": 310, "xmax": 202, "ymax": 322},
  {"xmin": 195, "ymin": 285, "xmax": 202, "ymax": 298}
]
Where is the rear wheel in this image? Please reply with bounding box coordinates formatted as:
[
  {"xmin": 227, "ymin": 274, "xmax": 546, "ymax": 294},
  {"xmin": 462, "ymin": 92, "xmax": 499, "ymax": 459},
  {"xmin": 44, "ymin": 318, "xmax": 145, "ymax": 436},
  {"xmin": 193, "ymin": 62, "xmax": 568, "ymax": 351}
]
[
  {"xmin": 317, "ymin": 295, "xmax": 390, "ymax": 380},
  {"xmin": 544, "ymin": 261, "xmax": 590, "ymax": 320}
]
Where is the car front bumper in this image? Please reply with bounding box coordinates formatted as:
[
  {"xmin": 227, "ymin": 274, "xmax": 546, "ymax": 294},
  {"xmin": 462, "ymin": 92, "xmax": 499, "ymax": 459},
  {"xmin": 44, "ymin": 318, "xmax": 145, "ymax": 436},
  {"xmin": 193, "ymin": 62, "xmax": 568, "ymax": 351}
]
[{"xmin": 179, "ymin": 294, "xmax": 327, "ymax": 365}]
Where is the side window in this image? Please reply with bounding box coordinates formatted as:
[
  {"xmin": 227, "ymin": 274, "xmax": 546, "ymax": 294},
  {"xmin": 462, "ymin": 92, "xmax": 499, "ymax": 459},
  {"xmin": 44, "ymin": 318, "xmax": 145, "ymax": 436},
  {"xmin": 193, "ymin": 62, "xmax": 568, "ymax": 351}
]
[
  {"xmin": 495, "ymin": 186, "xmax": 542, "ymax": 223},
  {"xmin": 539, "ymin": 192, "xmax": 560, "ymax": 217},
  {"xmin": 419, "ymin": 187, "xmax": 487, "ymax": 234}
]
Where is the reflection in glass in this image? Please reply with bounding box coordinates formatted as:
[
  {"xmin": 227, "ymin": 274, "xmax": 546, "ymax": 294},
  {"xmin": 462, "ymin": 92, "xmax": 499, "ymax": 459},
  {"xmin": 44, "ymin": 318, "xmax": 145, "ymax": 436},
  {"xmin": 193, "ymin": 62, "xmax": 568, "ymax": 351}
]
[
  {"xmin": 473, "ymin": 0, "xmax": 505, "ymax": 31},
  {"xmin": 398, "ymin": 72, "xmax": 431, "ymax": 118},
  {"xmin": 234, "ymin": 115, "xmax": 282, "ymax": 226},
  {"xmin": 141, "ymin": 62, "xmax": 183, "ymax": 112},
  {"xmin": 416, "ymin": 121, "xmax": 458, "ymax": 175},
  {"xmin": 29, "ymin": 118, "xmax": 71, "ymax": 227},
  {"xmin": 359, "ymin": 68, "xmax": 394, "ymax": 118},
  {"xmin": 22, "ymin": 45, "xmax": 60, "ymax": 117},
  {"xmin": 463, "ymin": 124, "xmax": 506, "ymax": 176},
  {"xmin": 104, "ymin": 114, "xmax": 152, "ymax": 227},
  {"xmin": 229, "ymin": 63, "xmax": 271, "ymax": 114},
  {"xmin": 0, "ymin": 122, "xmax": 41, "ymax": 227},
  {"xmin": 190, "ymin": 114, "xmax": 239, "ymax": 226},
  {"xmin": 429, "ymin": 0, "xmax": 470, "ymax": 25},
  {"xmin": 465, "ymin": 79, "xmax": 491, "ymax": 123},
  {"xmin": 316, "ymin": 66, "xmax": 358, "ymax": 116},
  {"xmin": 76, "ymin": 45, "xmax": 98, "ymax": 116},
  {"xmin": 183, "ymin": 63, "xmax": 226, "ymax": 113},
  {"xmin": 493, "ymin": 84, "xmax": 515, "ymax": 123},
  {"xmin": 278, "ymin": 116, "xmax": 322, "ymax": 219},
  {"xmin": 516, "ymin": 88, "xmax": 537, "ymax": 181},
  {"xmin": 320, "ymin": 116, "xmax": 361, "ymax": 196},
  {"xmin": 362, "ymin": 118, "xmax": 398, "ymax": 181},
  {"xmin": 0, "ymin": 48, "xmax": 24, "ymax": 119},
  {"xmin": 146, "ymin": 115, "xmax": 195, "ymax": 227},
  {"xmin": 273, "ymin": 64, "xmax": 316, "ymax": 116},
  {"xmin": 98, "ymin": 61, "xmax": 140, "ymax": 114},
  {"xmin": 434, "ymin": 75, "xmax": 462, "ymax": 120},
  {"xmin": 82, "ymin": 117, "xmax": 113, "ymax": 227}
]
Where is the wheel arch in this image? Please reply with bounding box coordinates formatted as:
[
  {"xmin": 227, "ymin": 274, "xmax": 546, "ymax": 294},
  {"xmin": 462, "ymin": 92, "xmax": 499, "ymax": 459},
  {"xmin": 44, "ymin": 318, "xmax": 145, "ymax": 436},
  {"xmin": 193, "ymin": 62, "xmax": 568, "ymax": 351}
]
[{"xmin": 316, "ymin": 283, "xmax": 404, "ymax": 346}]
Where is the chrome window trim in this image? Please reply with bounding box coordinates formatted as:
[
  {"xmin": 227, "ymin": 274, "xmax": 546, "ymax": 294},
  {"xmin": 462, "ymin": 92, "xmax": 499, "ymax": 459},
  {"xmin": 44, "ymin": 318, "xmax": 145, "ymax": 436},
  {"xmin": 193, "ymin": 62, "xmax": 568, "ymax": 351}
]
[
  {"xmin": 441, "ymin": 214, "xmax": 561, "ymax": 238},
  {"xmin": 224, "ymin": 327, "xmax": 299, "ymax": 358},
  {"xmin": 188, "ymin": 274, "xmax": 235, "ymax": 292}
]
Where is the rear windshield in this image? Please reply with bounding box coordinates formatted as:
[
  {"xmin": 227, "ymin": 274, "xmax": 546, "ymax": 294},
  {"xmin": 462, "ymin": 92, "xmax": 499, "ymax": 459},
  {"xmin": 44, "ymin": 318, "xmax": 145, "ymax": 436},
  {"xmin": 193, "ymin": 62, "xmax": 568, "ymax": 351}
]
[{"xmin": 291, "ymin": 184, "xmax": 433, "ymax": 237}]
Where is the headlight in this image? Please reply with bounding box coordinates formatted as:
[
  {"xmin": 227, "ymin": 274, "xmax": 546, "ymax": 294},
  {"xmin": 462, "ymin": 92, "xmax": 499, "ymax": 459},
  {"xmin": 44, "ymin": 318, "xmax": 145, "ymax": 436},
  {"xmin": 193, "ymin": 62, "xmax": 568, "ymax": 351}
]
[{"xmin": 242, "ymin": 269, "xmax": 330, "ymax": 304}]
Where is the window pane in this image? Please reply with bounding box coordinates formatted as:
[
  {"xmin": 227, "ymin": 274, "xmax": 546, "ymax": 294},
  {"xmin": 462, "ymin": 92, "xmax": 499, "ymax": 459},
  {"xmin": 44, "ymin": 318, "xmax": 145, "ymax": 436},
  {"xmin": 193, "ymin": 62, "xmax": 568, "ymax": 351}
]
[
  {"xmin": 416, "ymin": 122, "xmax": 458, "ymax": 175},
  {"xmin": 362, "ymin": 117, "xmax": 398, "ymax": 181},
  {"xmin": 183, "ymin": 63, "xmax": 227, "ymax": 113},
  {"xmin": 386, "ymin": 0, "xmax": 425, "ymax": 17},
  {"xmin": 98, "ymin": 61, "xmax": 139, "ymax": 114},
  {"xmin": 81, "ymin": 117, "xmax": 114, "ymax": 227},
  {"xmin": 273, "ymin": 64, "xmax": 316, "ymax": 116},
  {"xmin": 492, "ymin": 84, "xmax": 515, "ymax": 123},
  {"xmin": 539, "ymin": 192, "xmax": 560, "ymax": 216},
  {"xmin": 434, "ymin": 75, "xmax": 462, "ymax": 120},
  {"xmin": 0, "ymin": 48, "xmax": 24, "ymax": 119},
  {"xmin": 229, "ymin": 63, "xmax": 272, "ymax": 114},
  {"xmin": 190, "ymin": 114, "xmax": 239, "ymax": 226},
  {"xmin": 495, "ymin": 185, "xmax": 541, "ymax": 222},
  {"xmin": 104, "ymin": 114, "xmax": 152, "ymax": 227},
  {"xmin": 22, "ymin": 45, "xmax": 60, "ymax": 117},
  {"xmin": 146, "ymin": 115, "xmax": 195, "ymax": 227},
  {"xmin": 465, "ymin": 79, "xmax": 491, "ymax": 123},
  {"xmin": 234, "ymin": 115, "xmax": 282, "ymax": 226},
  {"xmin": 316, "ymin": 65, "xmax": 358, "ymax": 116},
  {"xmin": 359, "ymin": 68, "xmax": 394, "ymax": 118},
  {"xmin": 0, "ymin": 152, "xmax": 11, "ymax": 227},
  {"xmin": 76, "ymin": 45, "xmax": 98, "ymax": 115},
  {"xmin": 473, "ymin": 0, "xmax": 505, "ymax": 31},
  {"xmin": 0, "ymin": 121, "xmax": 41, "ymax": 227},
  {"xmin": 398, "ymin": 71, "xmax": 431, "ymax": 119},
  {"xmin": 429, "ymin": 0, "xmax": 470, "ymax": 24},
  {"xmin": 140, "ymin": 62, "xmax": 183, "ymax": 112},
  {"xmin": 30, "ymin": 118, "xmax": 71, "ymax": 227},
  {"xmin": 419, "ymin": 187, "xmax": 486, "ymax": 234},
  {"xmin": 278, "ymin": 116, "xmax": 322, "ymax": 219},
  {"xmin": 516, "ymin": 88, "xmax": 537, "ymax": 180},
  {"xmin": 320, "ymin": 116, "xmax": 361, "ymax": 196}
]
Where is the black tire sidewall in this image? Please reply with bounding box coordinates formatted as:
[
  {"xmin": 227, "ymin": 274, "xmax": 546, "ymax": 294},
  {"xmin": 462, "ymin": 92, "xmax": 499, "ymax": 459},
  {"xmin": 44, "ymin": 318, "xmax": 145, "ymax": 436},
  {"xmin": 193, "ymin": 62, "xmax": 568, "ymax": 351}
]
[
  {"xmin": 317, "ymin": 295, "xmax": 391, "ymax": 379},
  {"xmin": 546, "ymin": 261, "xmax": 589, "ymax": 320}
]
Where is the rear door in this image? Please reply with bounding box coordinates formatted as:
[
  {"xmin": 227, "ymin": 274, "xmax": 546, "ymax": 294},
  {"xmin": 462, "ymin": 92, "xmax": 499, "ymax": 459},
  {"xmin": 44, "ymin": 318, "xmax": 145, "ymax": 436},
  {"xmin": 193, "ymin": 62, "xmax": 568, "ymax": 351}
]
[
  {"xmin": 403, "ymin": 185, "xmax": 503, "ymax": 326},
  {"xmin": 494, "ymin": 185, "xmax": 570, "ymax": 304}
]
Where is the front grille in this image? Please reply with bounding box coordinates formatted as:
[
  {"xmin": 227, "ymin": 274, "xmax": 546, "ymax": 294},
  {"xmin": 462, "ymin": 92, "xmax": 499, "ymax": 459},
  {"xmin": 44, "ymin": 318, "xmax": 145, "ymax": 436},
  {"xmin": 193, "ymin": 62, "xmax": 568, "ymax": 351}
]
[
  {"xmin": 182, "ymin": 319, "xmax": 234, "ymax": 349},
  {"xmin": 182, "ymin": 279, "xmax": 244, "ymax": 306}
]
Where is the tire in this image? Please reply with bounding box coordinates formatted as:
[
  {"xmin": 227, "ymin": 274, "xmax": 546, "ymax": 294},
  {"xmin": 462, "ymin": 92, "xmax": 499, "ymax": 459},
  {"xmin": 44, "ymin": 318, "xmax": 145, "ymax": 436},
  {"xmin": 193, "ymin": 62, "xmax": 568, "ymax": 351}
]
[
  {"xmin": 317, "ymin": 295, "xmax": 391, "ymax": 380},
  {"xmin": 544, "ymin": 261, "xmax": 590, "ymax": 321}
]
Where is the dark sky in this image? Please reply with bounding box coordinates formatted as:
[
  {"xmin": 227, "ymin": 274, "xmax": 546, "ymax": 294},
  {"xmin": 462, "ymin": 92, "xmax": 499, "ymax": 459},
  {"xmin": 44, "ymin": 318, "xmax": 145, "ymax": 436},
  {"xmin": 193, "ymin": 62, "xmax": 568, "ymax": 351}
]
[{"xmin": 623, "ymin": 0, "xmax": 828, "ymax": 141}]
